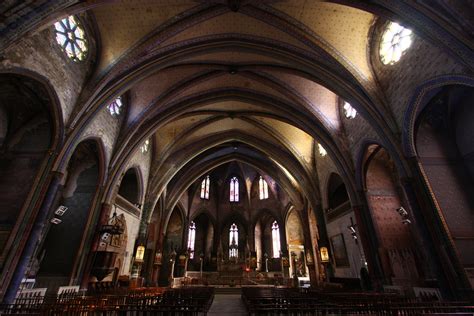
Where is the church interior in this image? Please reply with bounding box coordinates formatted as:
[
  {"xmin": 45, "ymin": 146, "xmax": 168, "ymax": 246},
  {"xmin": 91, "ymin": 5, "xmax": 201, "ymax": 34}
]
[{"xmin": 0, "ymin": 0, "xmax": 473, "ymax": 314}]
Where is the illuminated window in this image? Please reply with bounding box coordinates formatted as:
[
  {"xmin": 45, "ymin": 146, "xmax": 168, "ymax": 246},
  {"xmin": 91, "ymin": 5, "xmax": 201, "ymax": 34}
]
[
  {"xmin": 271, "ymin": 221, "xmax": 281, "ymax": 258},
  {"xmin": 380, "ymin": 22, "xmax": 413, "ymax": 65},
  {"xmin": 229, "ymin": 223, "xmax": 238, "ymax": 258},
  {"xmin": 54, "ymin": 15, "xmax": 88, "ymax": 62},
  {"xmin": 259, "ymin": 176, "xmax": 269, "ymax": 200},
  {"xmin": 200, "ymin": 175, "xmax": 210, "ymax": 199},
  {"xmin": 140, "ymin": 139, "xmax": 150, "ymax": 153},
  {"xmin": 187, "ymin": 221, "xmax": 196, "ymax": 259},
  {"xmin": 318, "ymin": 143, "xmax": 327, "ymax": 157},
  {"xmin": 343, "ymin": 101, "xmax": 357, "ymax": 119},
  {"xmin": 230, "ymin": 176, "xmax": 239, "ymax": 202},
  {"xmin": 108, "ymin": 96, "xmax": 123, "ymax": 116}
]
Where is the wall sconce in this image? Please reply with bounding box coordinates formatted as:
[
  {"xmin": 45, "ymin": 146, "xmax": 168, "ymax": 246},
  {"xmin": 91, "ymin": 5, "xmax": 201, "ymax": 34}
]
[
  {"xmin": 135, "ymin": 245, "xmax": 145, "ymax": 263},
  {"xmin": 320, "ymin": 247, "xmax": 329, "ymax": 263},
  {"xmin": 397, "ymin": 206, "xmax": 411, "ymax": 224},
  {"xmin": 348, "ymin": 225, "xmax": 358, "ymax": 240}
]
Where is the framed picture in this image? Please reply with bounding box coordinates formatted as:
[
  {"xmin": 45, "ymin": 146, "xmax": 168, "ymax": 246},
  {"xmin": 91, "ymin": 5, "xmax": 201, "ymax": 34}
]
[{"xmin": 330, "ymin": 234, "xmax": 349, "ymax": 267}]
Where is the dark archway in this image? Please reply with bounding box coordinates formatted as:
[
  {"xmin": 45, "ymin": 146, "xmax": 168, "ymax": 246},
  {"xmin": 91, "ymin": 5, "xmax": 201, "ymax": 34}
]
[
  {"xmin": 415, "ymin": 85, "xmax": 474, "ymax": 286},
  {"xmin": 326, "ymin": 173, "xmax": 350, "ymax": 220},
  {"xmin": 118, "ymin": 168, "xmax": 141, "ymax": 206},
  {"xmin": 0, "ymin": 75, "xmax": 54, "ymax": 261},
  {"xmin": 35, "ymin": 140, "xmax": 100, "ymax": 291}
]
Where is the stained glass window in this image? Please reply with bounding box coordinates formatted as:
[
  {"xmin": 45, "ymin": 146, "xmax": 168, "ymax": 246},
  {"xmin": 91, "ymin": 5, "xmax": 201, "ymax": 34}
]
[
  {"xmin": 318, "ymin": 143, "xmax": 327, "ymax": 157},
  {"xmin": 108, "ymin": 96, "xmax": 123, "ymax": 116},
  {"xmin": 271, "ymin": 221, "xmax": 281, "ymax": 258},
  {"xmin": 187, "ymin": 221, "xmax": 196, "ymax": 259},
  {"xmin": 343, "ymin": 101, "xmax": 357, "ymax": 119},
  {"xmin": 54, "ymin": 15, "xmax": 88, "ymax": 62},
  {"xmin": 200, "ymin": 175, "xmax": 210, "ymax": 199},
  {"xmin": 259, "ymin": 176, "xmax": 269, "ymax": 200},
  {"xmin": 230, "ymin": 176, "xmax": 239, "ymax": 202},
  {"xmin": 140, "ymin": 139, "xmax": 150, "ymax": 153},
  {"xmin": 380, "ymin": 22, "xmax": 412, "ymax": 65},
  {"xmin": 229, "ymin": 223, "xmax": 238, "ymax": 258}
]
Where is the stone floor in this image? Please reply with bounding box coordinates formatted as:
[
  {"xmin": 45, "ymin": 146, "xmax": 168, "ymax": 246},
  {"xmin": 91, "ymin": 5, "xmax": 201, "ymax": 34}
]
[{"xmin": 208, "ymin": 294, "xmax": 247, "ymax": 315}]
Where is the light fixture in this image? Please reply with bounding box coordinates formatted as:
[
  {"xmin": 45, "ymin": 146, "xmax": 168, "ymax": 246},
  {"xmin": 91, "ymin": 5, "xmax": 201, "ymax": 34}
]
[
  {"xmin": 135, "ymin": 245, "xmax": 145, "ymax": 262},
  {"xmin": 320, "ymin": 247, "xmax": 329, "ymax": 262},
  {"xmin": 55, "ymin": 205, "xmax": 68, "ymax": 216},
  {"xmin": 397, "ymin": 206, "xmax": 411, "ymax": 224}
]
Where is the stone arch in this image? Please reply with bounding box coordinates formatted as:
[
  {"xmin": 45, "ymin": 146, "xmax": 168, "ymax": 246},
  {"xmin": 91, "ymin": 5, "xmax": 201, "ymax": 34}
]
[
  {"xmin": 286, "ymin": 207, "xmax": 307, "ymax": 278},
  {"xmin": 35, "ymin": 138, "xmax": 102, "ymax": 292},
  {"xmin": 117, "ymin": 167, "xmax": 142, "ymax": 206},
  {"xmin": 0, "ymin": 71, "xmax": 64, "ymax": 299},
  {"xmin": 326, "ymin": 173, "xmax": 350, "ymax": 213},
  {"xmin": 363, "ymin": 144, "xmax": 420, "ymax": 286},
  {"xmin": 413, "ymin": 84, "xmax": 474, "ymax": 287},
  {"xmin": 0, "ymin": 73, "xmax": 57, "ymax": 257},
  {"xmin": 187, "ymin": 212, "xmax": 214, "ymax": 270},
  {"xmin": 254, "ymin": 209, "xmax": 282, "ymax": 272}
]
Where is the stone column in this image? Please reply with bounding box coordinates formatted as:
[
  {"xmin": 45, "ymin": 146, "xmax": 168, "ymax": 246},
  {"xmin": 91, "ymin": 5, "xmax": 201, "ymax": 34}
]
[
  {"xmin": 352, "ymin": 194, "xmax": 386, "ymax": 290},
  {"xmin": 3, "ymin": 171, "xmax": 64, "ymax": 304},
  {"xmin": 405, "ymin": 157, "xmax": 472, "ymax": 299}
]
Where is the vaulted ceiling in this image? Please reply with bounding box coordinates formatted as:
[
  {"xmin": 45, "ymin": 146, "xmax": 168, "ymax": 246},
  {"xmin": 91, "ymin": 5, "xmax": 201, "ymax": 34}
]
[{"xmin": 4, "ymin": 0, "xmax": 470, "ymax": 215}]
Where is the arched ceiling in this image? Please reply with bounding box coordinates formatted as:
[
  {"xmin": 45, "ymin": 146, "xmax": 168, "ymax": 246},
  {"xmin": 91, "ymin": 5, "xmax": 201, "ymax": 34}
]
[{"xmin": 84, "ymin": 0, "xmax": 380, "ymax": 213}]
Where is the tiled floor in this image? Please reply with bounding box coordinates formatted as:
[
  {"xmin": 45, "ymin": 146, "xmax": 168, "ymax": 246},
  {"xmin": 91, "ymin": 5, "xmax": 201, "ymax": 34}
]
[{"xmin": 208, "ymin": 294, "xmax": 247, "ymax": 315}]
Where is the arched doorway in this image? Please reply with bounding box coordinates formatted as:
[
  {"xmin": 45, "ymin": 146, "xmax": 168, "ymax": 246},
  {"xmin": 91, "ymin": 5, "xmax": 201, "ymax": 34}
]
[
  {"xmin": 415, "ymin": 85, "xmax": 474, "ymax": 287},
  {"xmin": 364, "ymin": 145, "xmax": 419, "ymax": 286},
  {"xmin": 35, "ymin": 140, "xmax": 101, "ymax": 291}
]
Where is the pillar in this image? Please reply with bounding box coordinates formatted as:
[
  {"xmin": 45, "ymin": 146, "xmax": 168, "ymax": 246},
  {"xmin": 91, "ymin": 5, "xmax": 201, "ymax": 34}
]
[{"xmin": 3, "ymin": 171, "xmax": 64, "ymax": 304}]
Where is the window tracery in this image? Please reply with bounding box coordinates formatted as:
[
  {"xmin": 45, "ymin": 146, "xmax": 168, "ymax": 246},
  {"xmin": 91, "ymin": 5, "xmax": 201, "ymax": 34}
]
[
  {"xmin": 343, "ymin": 101, "xmax": 357, "ymax": 119},
  {"xmin": 271, "ymin": 221, "xmax": 281, "ymax": 258},
  {"xmin": 380, "ymin": 22, "xmax": 413, "ymax": 65},
  {"xmin": 54, "ymin": 15, "xmax": 88, "ymax": 62},
  {"xmin": 229, "ymin": 223, "xmax": 238, "ymax": 258},
  {"xmin": 107, "ymin": 96, "xmax": 123, "ymax": 116},
  {"xmin": 230, "ymin": 176, "xmax": 239, "ymax": 202},
  {"xmin": 140, "ymin": 139, "xmax": 150, "ymax": 153},
  {"xmin": 318, "ymin": 143, "xmax": 327, "ymax": 157},
  {"xmin": 259, "ymin": 176, "xmax": 269, "ymax": 200},
  {"xmin": 200, "ymin": 175, "xmax": 210, "ymax": 199},
  {"xmin": 187, "ymin": 221, "xmax": 196, "ymax": 259}
]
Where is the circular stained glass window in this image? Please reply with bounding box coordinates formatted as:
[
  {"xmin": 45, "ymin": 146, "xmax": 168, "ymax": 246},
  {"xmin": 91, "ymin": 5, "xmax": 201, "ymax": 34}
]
[
  {"xmin": 54, "ymin": 15, "xmax": 88, "ymax": 62},
  {"xmin": 379, "ymin": 22, "xmax": 412, "ymax": 65}
]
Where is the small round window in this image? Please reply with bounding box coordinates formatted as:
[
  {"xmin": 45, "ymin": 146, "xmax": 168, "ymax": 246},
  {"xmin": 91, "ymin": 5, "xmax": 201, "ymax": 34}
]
[
  {"xmin": 379, "ymin": 22, "xmax": 412, "ymax": 65},
  {"xmin": 54, "ymin": 15, "xmax": 88, "ymax": 62}
]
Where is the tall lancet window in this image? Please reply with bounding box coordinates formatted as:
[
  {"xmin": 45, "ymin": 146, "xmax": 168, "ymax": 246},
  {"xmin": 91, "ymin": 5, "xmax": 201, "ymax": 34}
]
[
  {"xmin": 187, "ymin": 221, "xmax": 196, "ymax": 259},
  {"xmin": 200, "ymin": 175, "xmax": 210, "ymax": 199},
  {"xmin": 230, "ymin": 176, "xmax": 239, "ymax": 202},
  {"xmin": 259, "ymin": 176, "xmax": 269, "ymax": 200},
  {"xmin": 229, "ymin": 223, "xmax": 239, "ymax": 258},
  {"xmin": 271, "ymin": 221, "xmax": 281, "ymax": 258}
]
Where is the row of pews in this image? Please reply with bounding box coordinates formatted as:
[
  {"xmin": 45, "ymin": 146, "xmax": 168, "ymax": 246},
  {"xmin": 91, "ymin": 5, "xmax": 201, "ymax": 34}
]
[
  {"xmin": 1, "ymin": 287, "xmax": 214, "ymax": 315},
  {"xmin": 241, "ymin": 287, "xmax": 474, "ymax": 315}
]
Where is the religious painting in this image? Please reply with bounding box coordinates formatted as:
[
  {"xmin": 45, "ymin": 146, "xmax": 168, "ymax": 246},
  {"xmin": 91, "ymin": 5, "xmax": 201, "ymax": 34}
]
[{"xmin": 330, "ymin": 234, "xmax": 349, "ymax": 267}]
